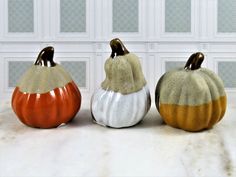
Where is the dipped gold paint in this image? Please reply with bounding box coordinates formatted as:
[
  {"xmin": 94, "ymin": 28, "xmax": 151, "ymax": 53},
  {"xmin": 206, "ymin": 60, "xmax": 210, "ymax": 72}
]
[
  {"xmin": 155, "ymin": 52, "xmax": 227, "ymax": 132},
  {"xmin": 159, "ymin": 96, "xmax": 226, "ymax": 132}
]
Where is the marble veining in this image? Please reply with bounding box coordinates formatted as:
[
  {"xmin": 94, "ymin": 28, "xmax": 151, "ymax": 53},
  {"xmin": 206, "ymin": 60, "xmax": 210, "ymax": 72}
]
[{"xmin": 0, "ymin": 103, "xmax": 235, "ymax": 177}]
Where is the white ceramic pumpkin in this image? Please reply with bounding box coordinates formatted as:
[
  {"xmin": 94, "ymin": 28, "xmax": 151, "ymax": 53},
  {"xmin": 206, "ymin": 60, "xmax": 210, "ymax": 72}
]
[{"xmin": 91, "ymin": 38, "xmax": 151, "ymax": 128}]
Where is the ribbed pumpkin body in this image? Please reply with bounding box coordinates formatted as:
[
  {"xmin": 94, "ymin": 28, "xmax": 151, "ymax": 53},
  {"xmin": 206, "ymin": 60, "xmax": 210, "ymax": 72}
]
[
  {"xmin": 12, "ymin": 64, "xmax": 81, "ymax": 128},
  {"xmin": 91, "ymin": 85, "xmax": 150, "ymax": 128},
  {"xmin": 91, "ymin": 39, "xmax": 151, "ymax": 128},
  {"xmin": 156, "ymin": 67, "xmax": 227, "ymax": 132}
]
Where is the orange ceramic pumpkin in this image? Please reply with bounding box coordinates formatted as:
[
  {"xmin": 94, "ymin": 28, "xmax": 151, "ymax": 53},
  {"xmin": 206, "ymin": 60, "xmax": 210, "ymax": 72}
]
[{"xmin": 12, "ymin": 47, "xmax": 81, "ymax": 128}]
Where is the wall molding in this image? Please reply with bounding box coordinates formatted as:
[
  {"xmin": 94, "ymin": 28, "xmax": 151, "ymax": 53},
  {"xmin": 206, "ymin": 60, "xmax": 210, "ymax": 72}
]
[
  {"xmin": 0, "ymin": 0, "xmax": 235, "ymax": 106},
  {"xmin": 1, "ymin": 0, "xmax": 42, "ymax": 41}
]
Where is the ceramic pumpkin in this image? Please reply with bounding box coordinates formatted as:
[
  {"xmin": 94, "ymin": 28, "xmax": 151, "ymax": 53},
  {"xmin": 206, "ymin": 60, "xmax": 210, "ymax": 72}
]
[
  {"xmin": 91, "ymin": 38, "xmax": 151, "ymax": 128},
  {"xmin": 155, "ymin": 52, "xmax": 227, "ymax": 132},
  {"xmin": 12, "ymin": 46, "xmax": 81, "ymax": 128}
]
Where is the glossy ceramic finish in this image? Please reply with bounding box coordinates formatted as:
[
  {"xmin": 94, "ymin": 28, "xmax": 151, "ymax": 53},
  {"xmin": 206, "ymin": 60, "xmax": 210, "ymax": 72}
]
[
  {"xmin": 34, "ymin": 46, "xmax": 56, "ymax": 67},
  {"xmin": 11, "ymin": 46, "xmax": 82, "ymax": 128},
  {"xmin": 91, "ymin": 38, "xmax": 150, "ymax": 128},
  {"xmin": 91, "ymin": 85, "xmax": 151, "ymax": 128},
  {"xmin": 12, "ymin": 81, "xmax": 81, "ymax": 128}
]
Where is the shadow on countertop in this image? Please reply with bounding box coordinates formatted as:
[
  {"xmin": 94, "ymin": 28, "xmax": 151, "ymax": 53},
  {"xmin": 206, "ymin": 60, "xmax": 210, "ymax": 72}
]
[
  {"xmin": 69, "ymin": 107, "xmax": 165, "ymax": 130},
  {"xmin": 0, "ymin": 107, "xmax": 202, "ymax": 136}
]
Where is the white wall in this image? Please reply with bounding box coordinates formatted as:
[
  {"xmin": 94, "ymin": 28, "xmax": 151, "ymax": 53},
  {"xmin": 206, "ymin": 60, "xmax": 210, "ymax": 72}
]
[{"xmin": 0, "ymin": 0, "xmax": 236, "ymax": 109}]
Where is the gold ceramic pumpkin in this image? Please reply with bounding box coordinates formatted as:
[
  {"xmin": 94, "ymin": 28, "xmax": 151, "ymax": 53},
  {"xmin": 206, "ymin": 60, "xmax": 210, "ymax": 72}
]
[{"xmin": 155, "ymin": 52, "xmax": 227, "ymax": 132}]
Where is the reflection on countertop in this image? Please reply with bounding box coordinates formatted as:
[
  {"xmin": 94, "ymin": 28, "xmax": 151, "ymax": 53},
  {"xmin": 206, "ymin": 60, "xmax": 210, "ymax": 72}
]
[{"xmin": 0, "ymin": 103, "xmax": 235, "ymax": 177}]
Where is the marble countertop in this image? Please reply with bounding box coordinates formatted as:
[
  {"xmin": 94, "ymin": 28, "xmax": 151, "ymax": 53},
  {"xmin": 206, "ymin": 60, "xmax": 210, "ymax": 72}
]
[{"xmin": 0, "ymin": 102, "xmax": 236, "ymax": 177}]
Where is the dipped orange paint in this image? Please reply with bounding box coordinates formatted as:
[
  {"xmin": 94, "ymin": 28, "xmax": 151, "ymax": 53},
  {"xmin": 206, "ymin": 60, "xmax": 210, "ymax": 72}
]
[
  {"xmin": 12, "ymin": 81, "xmax": 81, "ymax": 128},
  {"xmin": 11, "ymin": 47, "xmax": 82, "ymax": 128}
]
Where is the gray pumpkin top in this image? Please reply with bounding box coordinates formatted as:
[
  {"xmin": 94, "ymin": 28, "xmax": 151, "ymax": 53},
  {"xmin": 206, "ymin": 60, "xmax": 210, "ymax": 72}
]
[
  {"xmin": 17, "ymin": 47, "xmax": 73, "ymax": 94},
  {"xmin": 101, "ymin": 38, "xmax": 146, "ymax": 94},
  {"xmin": 156, "ymin": 52, "xmax": 226, "ymax": 106}
]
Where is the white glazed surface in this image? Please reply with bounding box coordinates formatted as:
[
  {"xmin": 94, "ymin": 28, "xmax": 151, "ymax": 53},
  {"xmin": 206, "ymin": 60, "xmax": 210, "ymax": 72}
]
[{"xmin": 91, "ymin": 85, "xmax": 151, "ymax": 128}]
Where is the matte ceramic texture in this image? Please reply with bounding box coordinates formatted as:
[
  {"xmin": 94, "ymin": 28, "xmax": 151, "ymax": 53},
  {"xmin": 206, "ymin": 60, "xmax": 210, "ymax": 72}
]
[
  {"xmin": 101, "ymin": 53, "xmax": 146, "ymax": 94},
  {"xmin": 11, "ymin": 47, "xmax": 82, "ymax": 128},
  {"xmin": 91, "ymin": 85, "xmax": 151, "ymax": 128},
  {"xmin": 155, "ymin": 53, "xmax": 227, "ymax": 132},
  {"xmin": 102, "ymin": 39, "xmax": 146, "ymax": 95}
]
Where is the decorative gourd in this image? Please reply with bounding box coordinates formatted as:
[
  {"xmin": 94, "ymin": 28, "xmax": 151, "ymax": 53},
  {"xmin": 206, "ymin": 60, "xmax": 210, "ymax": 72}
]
[
  {"xmin": 91, "ymin": 38, "xmax": 151, "ymax": 128},
  {"xmin": 155, "ymin": 52, "xmax": 227, "ymax": 132},
  {"xmin": 12, "ymin": 47, "xmax": 81, "ymax": 128}
]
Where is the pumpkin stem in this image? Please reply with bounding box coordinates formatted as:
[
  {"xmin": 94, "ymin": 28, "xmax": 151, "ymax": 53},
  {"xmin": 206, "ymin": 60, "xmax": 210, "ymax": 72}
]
[
  {"xmin": 34, "ymin": 46, "xmax": 56, "ymax": 67},
  {"xmin": 110, "ymin": 38, "xmax": 129, "ymax": 58},
  {"xmin": 184, "ymin": 52, "xmax": 204, "ymax": 70}
]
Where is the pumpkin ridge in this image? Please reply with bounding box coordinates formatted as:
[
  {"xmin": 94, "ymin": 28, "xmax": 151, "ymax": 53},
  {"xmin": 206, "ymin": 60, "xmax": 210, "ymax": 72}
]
[
  {"xmin": 129, "ymin": 92, "xmax": 138, "ymax": 125},
  {"xmin": 175, "ymin": 103, "xmax": 180, "ymax": 128},
  {"xmin": 101, "ymin": 53, "xmax": 146, "ymax": 94},
  {"xmin": 155, "ymin": 74, "xmax": 165, "ymax": 111},
  {"xmin": 63, "ymin": 83, "xmax": 73, "ymax": 122},
  {"xmin": 91, "ymin": 85, "xmax": 150, "ymax": 128},
  {"xmin": 208, "ymin": 96, "xmax": 223, "ymax": 127},
  {"xmin": 159, "ymin": 96, "xmax": 226, "ymax": 131},
  {"xmin": 200, "ymin": 68, "xmax": 226, "ymax": 97},
  {"xmin": 55, "ymin": 87, "xmax": 67, "ymax": 126},
  {"xmin": 12, "ymin": 88, "xmax": 27, "ymax": 125},
  {"xmin": 199, "ymin": 70, "xmax": 221, "ymax": 101},
  {"xmin": 198, "ymin": 71, "xmax": 213, "ymax": 110},
  {"xmin": 198, "ymin": 70, "xmax": 220, "ymax": 127},
  {"xmin": 18, "ymin": 65, "xmax": 73, "ymax": 94},
  {"xmin": 50, "ymin": 88, "xmax": 59, "ymax": 127},
  {"xmin": 159, "ymin": 68, "xmax": 226, "ymax": 106},
  {"xmin": 183, "ymin": 98, "xmax": 190, "ymax": 129},
  {"xmin": 177, "ymin": 75, "xmax": 188, "ymax": 106},
  {"xmin": 219, "ymin": 96, "xmax": 227, "ymax": 122},
  {"xmin": 21, "ymin": 93, "xmax": 35, "ymax": 126},
  {"xmin": 12, "ymin": 82, "xmax": 81, "ymax": 128},
  {"xmin": 63, "ymin": 81, "xmax": 81, "ymax": 122},
  {"xmin": 204, "ymin": 93, "xmax": 214, "ymax": 128},
  {"xmin": 21, "ymin": 93, "xmax": 35, "ymax": 127},
  {"xmin": 108, "ymin": 92, "xmax": 118, "ymax": 126}
]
